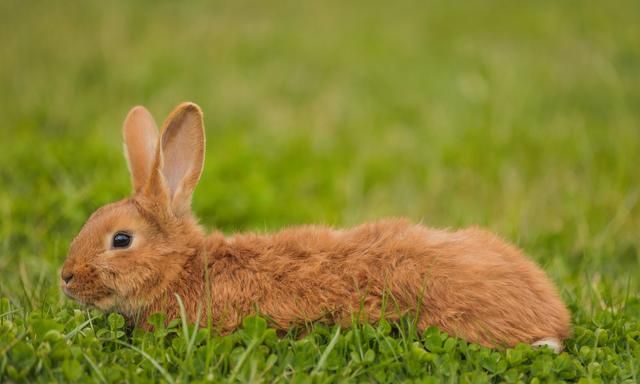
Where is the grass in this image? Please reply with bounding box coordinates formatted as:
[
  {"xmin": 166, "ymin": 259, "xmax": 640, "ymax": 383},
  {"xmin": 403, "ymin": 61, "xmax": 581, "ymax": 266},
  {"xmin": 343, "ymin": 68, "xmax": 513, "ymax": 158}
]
[{"xmin": 1, "ymin": 0, "xmax": 639, "ymax": 382}]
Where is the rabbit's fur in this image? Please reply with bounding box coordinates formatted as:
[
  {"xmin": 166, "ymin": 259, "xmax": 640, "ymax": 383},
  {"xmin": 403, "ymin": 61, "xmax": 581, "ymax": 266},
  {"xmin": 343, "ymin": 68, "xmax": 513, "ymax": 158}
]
[{"xmin": 61, "ymin": 102, "xmax": 571, "ymax": 349}]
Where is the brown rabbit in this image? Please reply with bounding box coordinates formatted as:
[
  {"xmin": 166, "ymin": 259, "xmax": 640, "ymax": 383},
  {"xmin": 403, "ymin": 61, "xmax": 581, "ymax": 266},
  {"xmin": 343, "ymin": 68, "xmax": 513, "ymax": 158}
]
[{"xmin": 61, "ymin": 102, "xmax": 570, "ymax": 351}]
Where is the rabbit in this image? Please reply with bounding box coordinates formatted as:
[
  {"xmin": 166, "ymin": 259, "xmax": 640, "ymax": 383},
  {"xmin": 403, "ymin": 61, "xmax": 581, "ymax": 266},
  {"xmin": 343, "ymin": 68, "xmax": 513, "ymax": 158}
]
[{"xmin": 60, "ymin": 102, "xmax": 571, "ymax": 351}]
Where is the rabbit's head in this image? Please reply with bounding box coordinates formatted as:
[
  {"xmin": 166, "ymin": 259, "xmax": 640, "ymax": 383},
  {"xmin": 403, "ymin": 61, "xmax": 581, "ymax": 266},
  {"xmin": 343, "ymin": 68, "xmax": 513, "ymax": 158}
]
[{"xmin": 61, "ymin": 103, "xmax": 206, "ymax": 315}]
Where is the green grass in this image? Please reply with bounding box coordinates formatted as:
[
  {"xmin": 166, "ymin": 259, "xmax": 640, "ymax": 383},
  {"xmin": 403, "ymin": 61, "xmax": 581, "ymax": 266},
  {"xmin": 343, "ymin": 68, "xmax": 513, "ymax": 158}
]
[{"xmin": 1, "ymin": 0, "xmax": 639, "ymax": 382}]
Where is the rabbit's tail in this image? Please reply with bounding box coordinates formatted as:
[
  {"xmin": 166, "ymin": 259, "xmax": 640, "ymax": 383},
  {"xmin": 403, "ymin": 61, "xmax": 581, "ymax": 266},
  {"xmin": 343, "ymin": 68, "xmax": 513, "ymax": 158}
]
[{"xmin": 532, "ymin": 338, "xmax": 562, "ymax": 353}]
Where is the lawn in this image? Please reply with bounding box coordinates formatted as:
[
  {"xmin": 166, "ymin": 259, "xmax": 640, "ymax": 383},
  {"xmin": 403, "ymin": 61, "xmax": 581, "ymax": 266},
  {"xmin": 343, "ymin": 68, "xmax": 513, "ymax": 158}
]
[{"xmin": 1, "ymin": 0, "xmax": 639, "ymax": 382}]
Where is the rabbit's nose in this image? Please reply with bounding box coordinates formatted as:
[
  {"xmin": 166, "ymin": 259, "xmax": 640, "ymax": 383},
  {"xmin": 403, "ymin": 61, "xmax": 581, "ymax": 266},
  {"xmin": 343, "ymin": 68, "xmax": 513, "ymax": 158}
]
[{"xmin": 61, "ymin": 270, "xmax": 74, "ymax": 284}]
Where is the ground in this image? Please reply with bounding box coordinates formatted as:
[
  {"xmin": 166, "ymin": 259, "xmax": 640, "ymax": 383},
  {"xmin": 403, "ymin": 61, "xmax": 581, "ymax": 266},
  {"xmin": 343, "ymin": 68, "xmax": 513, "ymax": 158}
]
[{"xmin": 0, "ymin": 0, "xmax": 639, "ymax": 382}]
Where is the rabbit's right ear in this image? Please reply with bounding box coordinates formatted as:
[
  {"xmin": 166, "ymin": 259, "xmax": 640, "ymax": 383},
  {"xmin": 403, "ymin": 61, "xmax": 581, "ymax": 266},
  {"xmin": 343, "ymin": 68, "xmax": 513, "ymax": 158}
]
[
  {"xmin": 146, "ymin": 102, "xmax": 205, "ymax": 217},
  {"xmin": 123, "ymin": 106, "xmax": 159, "ymax": 193}
]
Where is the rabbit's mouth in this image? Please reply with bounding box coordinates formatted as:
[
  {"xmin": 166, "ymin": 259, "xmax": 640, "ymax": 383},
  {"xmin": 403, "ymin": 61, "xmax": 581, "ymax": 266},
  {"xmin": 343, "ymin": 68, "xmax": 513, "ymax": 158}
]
[
  {"xmin": 62, "ymin": 283, "xmax": 114, "ymax": 310},
  {"xmin": 61, "ymin": 285, "xmax": 88, "ymax": 304}
]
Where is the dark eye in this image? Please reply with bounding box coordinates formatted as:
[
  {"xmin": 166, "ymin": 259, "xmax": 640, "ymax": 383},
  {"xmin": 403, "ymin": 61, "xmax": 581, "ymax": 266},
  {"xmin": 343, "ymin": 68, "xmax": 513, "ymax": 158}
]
[{"xmin": 112, "ymin": 232, "xmax": 132, "ymax": 248}]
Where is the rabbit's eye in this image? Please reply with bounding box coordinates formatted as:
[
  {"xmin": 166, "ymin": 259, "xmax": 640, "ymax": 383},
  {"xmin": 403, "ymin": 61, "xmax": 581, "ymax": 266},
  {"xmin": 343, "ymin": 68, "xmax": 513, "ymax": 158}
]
[{"xmin": 112, "ymin": 232, "xmax": 132, "ymax": 248}]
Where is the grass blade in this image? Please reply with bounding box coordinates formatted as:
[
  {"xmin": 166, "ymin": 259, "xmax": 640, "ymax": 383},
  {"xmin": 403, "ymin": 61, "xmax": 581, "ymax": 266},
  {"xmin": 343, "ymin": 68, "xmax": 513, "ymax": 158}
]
[
  {"xmin": 105, "ymin": 339, "xmax": 175, "ymax": 384},
  {"xmin": 312, "ymin": 326, "xmax": 341, "ymax": 375}
]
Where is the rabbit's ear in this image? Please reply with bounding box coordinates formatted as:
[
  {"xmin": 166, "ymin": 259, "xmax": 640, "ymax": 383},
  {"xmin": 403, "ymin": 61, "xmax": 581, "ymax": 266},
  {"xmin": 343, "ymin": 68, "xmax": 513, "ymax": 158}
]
[
  {"xmin": 123, "ymin": 106, "xmax": 159, "ymax": 193},
  {"xmin": 147, "ymin": 102, "xmax": 205, "ymax": 216}
]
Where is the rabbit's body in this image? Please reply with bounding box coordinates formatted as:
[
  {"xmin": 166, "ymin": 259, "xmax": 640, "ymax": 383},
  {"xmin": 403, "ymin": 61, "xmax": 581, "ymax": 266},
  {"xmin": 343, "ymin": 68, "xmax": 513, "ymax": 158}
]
[{"xmin": 61, "ymin": 103, "xmax": 570, "ymax": 350}]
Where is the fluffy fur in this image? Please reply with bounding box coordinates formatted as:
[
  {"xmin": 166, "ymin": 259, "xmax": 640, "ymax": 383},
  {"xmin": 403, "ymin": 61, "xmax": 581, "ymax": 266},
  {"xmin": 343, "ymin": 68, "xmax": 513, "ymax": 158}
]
[{"xmin": 61, "ymin": 102, "xmax": 571, "ymax": 349}]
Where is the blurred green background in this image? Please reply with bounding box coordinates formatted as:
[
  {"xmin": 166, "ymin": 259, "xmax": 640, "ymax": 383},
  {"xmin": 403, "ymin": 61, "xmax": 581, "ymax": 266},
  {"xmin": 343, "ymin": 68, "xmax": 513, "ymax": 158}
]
[{"xmin": 1, "ymin": 0, "xmax": 639, "ymax": 327}]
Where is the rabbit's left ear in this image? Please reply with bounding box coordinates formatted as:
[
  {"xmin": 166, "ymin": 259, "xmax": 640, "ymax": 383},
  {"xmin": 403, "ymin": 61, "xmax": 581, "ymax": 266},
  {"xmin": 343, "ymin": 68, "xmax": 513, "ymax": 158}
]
[
  {"xmin": 146, "ymin": 102, "xmax": 205, "ymax": 216},
  {"xmin": 123, "ymin": 106, "xmax": 159, "ymax": 194}
]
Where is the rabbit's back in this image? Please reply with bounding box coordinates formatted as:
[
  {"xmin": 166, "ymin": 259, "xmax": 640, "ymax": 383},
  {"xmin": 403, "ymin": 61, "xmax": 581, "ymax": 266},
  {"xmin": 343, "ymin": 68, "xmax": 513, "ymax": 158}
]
[{"xmin": 207, "ymin": 218, "xmax": 570, "ymax": 347}]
